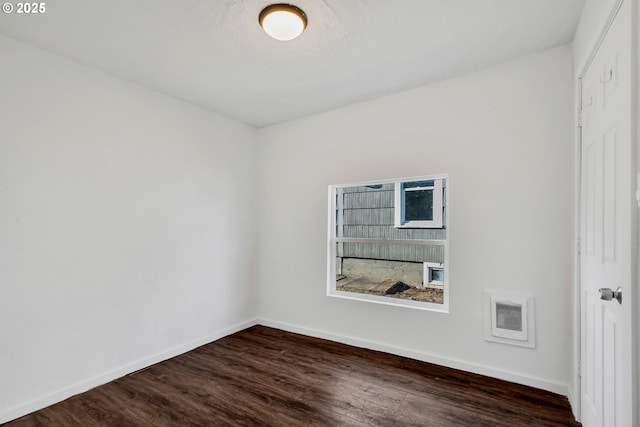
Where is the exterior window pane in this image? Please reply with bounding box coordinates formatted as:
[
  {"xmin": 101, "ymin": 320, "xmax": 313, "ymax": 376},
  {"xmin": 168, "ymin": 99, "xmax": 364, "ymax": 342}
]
[
  {"xmin": 405, "ymin": 189, "xmax": 433, "ymax": 221},
  {"xmin": 329, "ymin": 174, "xmax": 448, "ymax": 312},
  {"xmin": 430, "ymin": 268, "xmax": 444, "ymax": 283}
]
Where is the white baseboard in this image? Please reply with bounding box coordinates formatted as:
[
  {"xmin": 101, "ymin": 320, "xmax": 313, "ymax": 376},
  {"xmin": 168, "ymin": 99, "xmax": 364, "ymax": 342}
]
[
  {"xmin": 257, "ymin": 318, "xmax": 569, "ymax": 396},
  {"xmin": 0, "ymin": 318, "xmax": 258, "ymax": 425}
]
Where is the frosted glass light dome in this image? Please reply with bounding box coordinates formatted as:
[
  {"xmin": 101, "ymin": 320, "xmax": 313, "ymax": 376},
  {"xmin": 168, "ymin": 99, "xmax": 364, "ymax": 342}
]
[{"xmin": 259, "ymin": 4, "xmax": 307, "ymax": 41}]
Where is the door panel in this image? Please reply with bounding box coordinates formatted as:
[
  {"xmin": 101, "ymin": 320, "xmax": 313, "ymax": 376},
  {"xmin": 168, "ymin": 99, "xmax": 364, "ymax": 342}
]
[
  {"xmin": 602, "ymin": 130, "xmax": 616, "ymax": 263},
  {"xmin": 579, "ymin": 1, "xmax": 633, "ymax": 426},
  {"xmin": 583, "ymin": 293, "xmax": 602, "ymax": 421}
]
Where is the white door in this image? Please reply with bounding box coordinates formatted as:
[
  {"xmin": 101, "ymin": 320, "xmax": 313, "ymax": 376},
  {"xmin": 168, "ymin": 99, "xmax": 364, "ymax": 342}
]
[{"xmin": 580, "ymin": 1, "xmax": 635, "ymax": 426}]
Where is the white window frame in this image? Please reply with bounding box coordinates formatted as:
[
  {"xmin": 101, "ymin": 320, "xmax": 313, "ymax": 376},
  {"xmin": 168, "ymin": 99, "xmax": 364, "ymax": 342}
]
[
  {"xmin": 423, "ymin": 262, "xmax": 444, "ymax": 287},
  {"xmin": 394, "ymin": 179, "xmax": 444, "ymax": 228},
  {"xmin": 327, "ymin": 174, "xmax": 449, "ymax": 313}
]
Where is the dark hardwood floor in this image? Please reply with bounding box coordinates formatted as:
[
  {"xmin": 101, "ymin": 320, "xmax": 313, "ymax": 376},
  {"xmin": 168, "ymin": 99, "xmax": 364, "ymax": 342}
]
[{"xmin": 5, "ymin": 325, "xmax": 580, "ymax": 426}]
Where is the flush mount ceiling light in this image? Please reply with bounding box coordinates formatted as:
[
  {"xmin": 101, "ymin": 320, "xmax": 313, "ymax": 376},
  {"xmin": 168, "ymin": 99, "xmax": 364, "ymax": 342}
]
[{"xmin": 259, "ymin": 4, "xmax": 307, "ymax": 41}]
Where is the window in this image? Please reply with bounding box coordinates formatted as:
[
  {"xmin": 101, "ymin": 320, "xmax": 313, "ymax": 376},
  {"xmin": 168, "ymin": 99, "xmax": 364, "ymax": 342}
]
[
  {"xmin": 395, "ymin": 179, "xmax": 444, "ymax": 228},
  {"xmin": 328, "ymin": 174, "xmax": 449, "ymax": 312},
  {"xmin": 424, "ymin": 262, "xmax": 444, "ymax": 286}
]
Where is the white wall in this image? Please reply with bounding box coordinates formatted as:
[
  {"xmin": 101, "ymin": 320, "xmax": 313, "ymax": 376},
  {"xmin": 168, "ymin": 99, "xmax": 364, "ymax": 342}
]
[
  {"xmin": 0, "ymin": 35, "xmax": 258, "ymax": 422},
  {"xmin": 257, "ymin": 45, "xmax": 574, "ymax": 393}
]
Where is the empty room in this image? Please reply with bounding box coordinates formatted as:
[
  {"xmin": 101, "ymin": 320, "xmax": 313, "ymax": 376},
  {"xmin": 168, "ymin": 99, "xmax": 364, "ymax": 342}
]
[{"xmin": 1, "ymin": 1, "xmax": 638, "ymax": 426}]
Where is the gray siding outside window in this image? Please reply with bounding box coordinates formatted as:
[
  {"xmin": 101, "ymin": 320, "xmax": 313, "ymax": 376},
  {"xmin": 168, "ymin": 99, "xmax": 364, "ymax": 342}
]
[{"xmin": 336, "ymin": 184, "xmax": 445, "ymax": 264}]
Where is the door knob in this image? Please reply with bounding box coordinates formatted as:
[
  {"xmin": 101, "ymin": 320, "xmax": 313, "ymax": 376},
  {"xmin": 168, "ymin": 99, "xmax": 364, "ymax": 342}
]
[{"xmin": 599, "ymin": 286, "xmax": 622, "ymax": 304}]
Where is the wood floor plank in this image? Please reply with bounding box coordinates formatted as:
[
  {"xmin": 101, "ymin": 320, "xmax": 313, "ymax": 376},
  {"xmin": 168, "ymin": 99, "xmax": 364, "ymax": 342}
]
[{"xmin": 3, "ymin": 325, "xmax": 580, "ymax": 426}]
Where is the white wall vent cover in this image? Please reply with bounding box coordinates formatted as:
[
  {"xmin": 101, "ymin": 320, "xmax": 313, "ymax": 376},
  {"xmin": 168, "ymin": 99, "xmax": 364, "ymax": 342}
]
[{"xmin": 483, "ymin": 291, "xmax": 535, "ymax": 348}]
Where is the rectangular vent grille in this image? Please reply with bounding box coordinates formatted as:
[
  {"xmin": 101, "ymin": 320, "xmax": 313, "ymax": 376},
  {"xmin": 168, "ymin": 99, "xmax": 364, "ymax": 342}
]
[
  {"xmin": 495, "ymin": 303, "xmax": 523, "ymax": 332},
  {"xmin": 483, "ymin": 292, "xmax": 535, "ymax": 348}
]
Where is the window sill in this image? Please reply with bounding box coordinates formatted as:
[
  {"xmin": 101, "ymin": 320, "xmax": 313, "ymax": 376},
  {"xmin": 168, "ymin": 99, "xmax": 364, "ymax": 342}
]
[{"xmin": 327, "ymin": 288, "xmax": 449, "ymax": 313}]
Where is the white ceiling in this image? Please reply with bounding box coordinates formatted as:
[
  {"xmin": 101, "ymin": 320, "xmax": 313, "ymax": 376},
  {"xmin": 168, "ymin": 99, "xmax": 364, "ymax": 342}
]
[{"xmin": 0, "ymin": 0, "xmax": 585, "ymax": 128}]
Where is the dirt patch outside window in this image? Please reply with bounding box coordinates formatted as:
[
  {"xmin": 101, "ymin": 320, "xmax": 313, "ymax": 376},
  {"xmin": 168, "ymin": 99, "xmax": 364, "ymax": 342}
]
[{"xmin": 336, "ymin": 276, "xmax": 444, "ymax": 304}]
